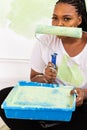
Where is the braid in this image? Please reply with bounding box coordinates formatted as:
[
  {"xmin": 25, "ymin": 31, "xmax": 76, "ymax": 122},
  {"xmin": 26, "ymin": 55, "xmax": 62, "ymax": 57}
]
[{"xmin": 56, "ymin": 0, "xmax": 87, "ymax": 31}]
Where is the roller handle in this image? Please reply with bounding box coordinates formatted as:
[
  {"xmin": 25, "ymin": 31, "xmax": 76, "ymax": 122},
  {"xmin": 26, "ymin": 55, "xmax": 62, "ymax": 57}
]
[{"xmin": 51, "ymin": 53, "xmax": 58, "ymax": 69}]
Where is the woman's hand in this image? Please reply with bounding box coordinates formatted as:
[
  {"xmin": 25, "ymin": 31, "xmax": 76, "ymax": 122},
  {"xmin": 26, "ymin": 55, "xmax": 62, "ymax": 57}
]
[
  {"xmin": 44, "ymin": 62, "xmax": 58, "ymax": 83},
  {"xmin": 70, "ymin": 88, "xmax": 85, "ymax": 107}
]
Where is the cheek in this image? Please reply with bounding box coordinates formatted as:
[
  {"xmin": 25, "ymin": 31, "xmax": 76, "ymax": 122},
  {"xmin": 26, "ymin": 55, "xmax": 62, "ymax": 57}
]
[
  {"xmin": 52, "ymin": 19, "xmax": 81, "ymax": 27},
  {"xmin": 52, "ymin": 20, "xmax": 57, "ymax": 26},
  {"xmin": 65, "ymin": 21, "xmax": 79, "ymax": 27},
  {"xmin": 70, "ymin": 22, "xmax": 79, "ymax": 27},
  {"xmin": 70, "ymin": 18, "xmax": 82, "ymax": 27}
]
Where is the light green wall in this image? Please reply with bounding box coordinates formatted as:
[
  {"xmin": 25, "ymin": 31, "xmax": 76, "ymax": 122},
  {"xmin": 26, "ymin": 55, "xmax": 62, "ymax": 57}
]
[{"xmin": 0, "ymin": 0, "xmax": 57, "ymax": 39}]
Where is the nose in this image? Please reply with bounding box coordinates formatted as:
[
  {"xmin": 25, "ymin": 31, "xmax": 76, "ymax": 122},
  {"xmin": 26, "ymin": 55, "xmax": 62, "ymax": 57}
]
[
  {"xmin": 56, "ymin": 20, "xmax": 64, "ymax": 26},
  {"xmin": 52, "ymin": 19, "xmax": 64, "ymax": 26}
]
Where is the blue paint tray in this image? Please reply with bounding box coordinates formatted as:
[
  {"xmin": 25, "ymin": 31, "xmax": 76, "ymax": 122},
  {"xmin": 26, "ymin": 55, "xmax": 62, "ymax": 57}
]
[{"xmin": 1, "ymin": 81, "xmax": 76, "ymax": 121}]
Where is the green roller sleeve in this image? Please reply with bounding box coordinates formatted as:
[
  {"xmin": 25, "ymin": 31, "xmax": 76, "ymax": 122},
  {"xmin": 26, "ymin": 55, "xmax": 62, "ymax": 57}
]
[{"xmin": 35, "ymin": 25, "xmax": 82, "ymax": 38}]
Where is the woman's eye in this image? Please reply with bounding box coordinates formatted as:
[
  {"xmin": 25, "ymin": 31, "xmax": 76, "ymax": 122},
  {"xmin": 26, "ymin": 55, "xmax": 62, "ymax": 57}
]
[
  {"xmin": 52, "ymin": 17, "xmax": 58, "ymax": 20},
  {"xmin": 64, "ymin": 18, "xmax": 71, "ymax": 21}
]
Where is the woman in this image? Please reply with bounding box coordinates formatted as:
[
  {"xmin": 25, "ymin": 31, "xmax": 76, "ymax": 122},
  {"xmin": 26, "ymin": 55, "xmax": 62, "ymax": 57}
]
[
  {"xmin": 0, "ymin": 0, "xmax": 87, "ymax": 129},
  {"xmin": 30, "ymin": 0, "xmax": 87, "ymax": 129}
]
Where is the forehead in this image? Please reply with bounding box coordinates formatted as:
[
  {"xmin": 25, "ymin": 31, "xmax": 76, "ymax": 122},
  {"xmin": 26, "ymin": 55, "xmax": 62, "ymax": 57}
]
[{"xmin": 53, "ymin": 3, "xmax": 78, "ymax": 16}]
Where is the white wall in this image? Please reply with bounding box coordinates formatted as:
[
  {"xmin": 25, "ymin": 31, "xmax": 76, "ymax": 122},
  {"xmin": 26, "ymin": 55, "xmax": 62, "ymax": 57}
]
[
  {"xmin": 0, "ymin": 28, "xmax": 35, "ymax": 89},
  {"xmin": 0, "ymin": 59, "xmax": 30, "ymax": 89}
]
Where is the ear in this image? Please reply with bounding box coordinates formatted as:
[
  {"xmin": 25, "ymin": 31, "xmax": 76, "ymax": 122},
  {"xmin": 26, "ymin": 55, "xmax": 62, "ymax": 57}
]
[{"xmin": 78, "ymin": 15, "xmax": 82, "ymax": 26}]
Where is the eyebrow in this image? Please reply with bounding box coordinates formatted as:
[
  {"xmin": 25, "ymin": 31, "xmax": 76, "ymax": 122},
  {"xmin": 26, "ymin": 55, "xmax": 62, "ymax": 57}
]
[{"xmin": 52, "ymin": 14, "xmax": 72, "ymax": 17}]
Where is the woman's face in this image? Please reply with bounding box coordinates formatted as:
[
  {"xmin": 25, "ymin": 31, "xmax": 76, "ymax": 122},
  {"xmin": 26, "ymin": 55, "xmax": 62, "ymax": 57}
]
[{"xmin": 52, "ymin": 3, "xmax": 82, "ymax": 27}]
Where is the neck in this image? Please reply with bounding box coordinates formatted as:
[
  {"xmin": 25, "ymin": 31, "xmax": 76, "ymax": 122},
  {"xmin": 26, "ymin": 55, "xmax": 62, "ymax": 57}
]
[
  {"xmin": 61, "ymin": 32, "xmax": 87, "ymax": 44},
  {"xmin": 61, "ymin": 37, "xmax": 82, "ymax": 44}
]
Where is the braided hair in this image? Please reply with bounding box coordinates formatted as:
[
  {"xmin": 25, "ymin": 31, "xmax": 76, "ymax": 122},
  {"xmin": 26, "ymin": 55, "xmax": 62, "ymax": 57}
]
[{"xmin": 56, "ymin": 0, "xmax": 87, "ymax": 31}]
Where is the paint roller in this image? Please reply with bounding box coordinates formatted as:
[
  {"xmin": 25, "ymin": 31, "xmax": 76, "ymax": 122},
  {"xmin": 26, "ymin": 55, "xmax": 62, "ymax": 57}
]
[{"xmin": 35, "ymin": 25, "xmax": 82, "ymax": 38}]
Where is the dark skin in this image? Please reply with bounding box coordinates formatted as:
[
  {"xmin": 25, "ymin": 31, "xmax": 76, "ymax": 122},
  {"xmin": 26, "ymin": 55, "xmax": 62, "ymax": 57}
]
[
  {"xmin": 30, "ymin": 3, "xmax": 87, "ymax": 107},
  {"xmin": 31, "ymin": 62, "xmax": 57, "ymax": 83}
]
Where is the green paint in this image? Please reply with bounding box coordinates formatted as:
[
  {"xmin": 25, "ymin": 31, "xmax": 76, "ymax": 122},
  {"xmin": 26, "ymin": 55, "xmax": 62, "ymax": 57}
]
[
  {"xmin": 0, "ymin": 0, "xmax": 57, "ymax": 38},
  {"xmin": 7, "ymin": 0, "xmax": 57, "ymax": 38},
  {"xmin": 58, "ymin": 55, "xmax": 84, "ymax": 86},
  {"xmin": 36, "ymin": 25, "xmax": 82, "ymax": 38}
]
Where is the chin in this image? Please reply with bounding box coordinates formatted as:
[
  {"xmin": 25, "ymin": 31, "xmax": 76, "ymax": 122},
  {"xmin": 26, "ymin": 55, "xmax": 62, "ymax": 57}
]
[{"xmin": 57, "ymin": 36, "xmax": 64, "ymax": 39}]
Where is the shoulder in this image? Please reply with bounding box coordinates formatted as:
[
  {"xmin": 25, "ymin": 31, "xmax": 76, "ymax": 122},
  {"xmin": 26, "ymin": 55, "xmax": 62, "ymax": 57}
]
[
  {"xmin": 35, "ymin": 34, "xmax": 60, "ymax": 46},
  {"xmin": 38, "ymin": 34, "xmax": 58, "ymax": 40}
]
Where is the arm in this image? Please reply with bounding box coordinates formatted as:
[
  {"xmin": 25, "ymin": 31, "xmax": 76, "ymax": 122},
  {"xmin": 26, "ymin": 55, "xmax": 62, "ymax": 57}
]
[{"xmin": 30, "ymin": 69, "xmax": 48, "ymax": 83}]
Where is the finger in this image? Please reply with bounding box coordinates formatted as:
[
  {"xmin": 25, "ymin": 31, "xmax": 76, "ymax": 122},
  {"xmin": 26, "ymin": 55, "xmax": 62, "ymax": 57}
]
[
  {"xmin": 74, "ymin": 89, "xmax": 78, "ymax": 97},
  {"xmin": 76, "ymin": 96, "xmax": 81, "ymax": 102},
  {"xmin": 48, "ymin": 62, "xmax": 55, "ymax": 68},
  {"xmin": 71, "ymin": 89, "xmax": 78, "ymax": 96},
  {"xmin": 76, "ymin": 95, "xmax": 84, "ymax": 106},
  {"xmin": 48, "ymin": 62, "xmax": 53, "ymax": 67},
  {"xmin": 50, "ymin": 67, "xmax": 56, "ymax": 72}
]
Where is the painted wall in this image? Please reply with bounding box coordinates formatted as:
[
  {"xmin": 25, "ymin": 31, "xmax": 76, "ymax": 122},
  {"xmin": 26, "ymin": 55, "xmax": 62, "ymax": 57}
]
[{"xmin": 0, "ymin": 0, "xmax": 57, "ymax": 89}]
